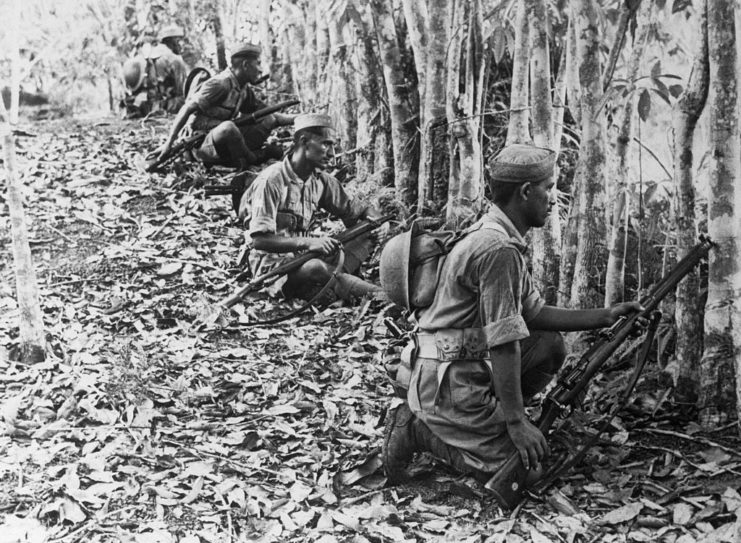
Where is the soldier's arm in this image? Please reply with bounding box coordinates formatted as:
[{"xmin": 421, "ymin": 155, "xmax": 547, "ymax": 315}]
[
  {"xmin": 252, "ymin": 233, "xmax": 340, "ymax": 255},
  {"xmin": 159, "ymin": 102, "xmax": 198, "ymax": 158},
  {"xmin": 528, "ymin": 303, "xmax": 644, "ymax": 331}
]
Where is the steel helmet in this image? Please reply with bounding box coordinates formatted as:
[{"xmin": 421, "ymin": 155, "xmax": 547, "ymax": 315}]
[
  {"xmin": 159, "ymin": 24, "xmax": 184, "ymax": 41},
  {"xmin": 379, "ymin": 228, "xmax": 413, "ymax": 310},
  {"xmin": 122, "ymin": 57, "xmax": 147, "ymax": 92}
]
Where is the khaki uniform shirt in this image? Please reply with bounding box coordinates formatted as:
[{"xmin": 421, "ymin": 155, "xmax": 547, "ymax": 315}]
[
  {"xmin": 188, "ymin": 68, "xmax": 265, "ymax": 132},
  {"xmin": 417, "ymin": 204, "xmax": 545, "ymax": 347},
  {"xmin": 239, "ymin": 158, "xmax": 365, "ymax": 290}
]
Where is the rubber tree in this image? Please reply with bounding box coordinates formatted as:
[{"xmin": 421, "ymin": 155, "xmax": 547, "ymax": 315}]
[
  {"xmin": 370, "ymin": 0, "xmax": 419, "ymax": 206},
  {"xmin": 604, "ymin": 0, "xmax": 652, "ymax": 306},
  {"xmin": 526, "ymin": 0, "xmax": 561, "ymax": 305},
  {"xmin": 671, "ymin": 0, "xmax": 709, "ymax": 404},
  {"xmin": 404, "ymin": 0, "xmax": 451, "ymax": 211},
  {"xmin": 565, "ymin": 0, "xmax": 607, "ymax": 311},
  {"xmin": 699, "ymin": 0, "xmax": 741, "ymax": 427},
  {"xmin": 506, "ymin": 0, "xmax": 530, "ymax": 145},
  {"xmin": 2, "ymin": 0, "xmax": 46, "ymax": 363},
  {"xmin": 445, "ymin": 0, "xmax": 487, "ymax": 228}
]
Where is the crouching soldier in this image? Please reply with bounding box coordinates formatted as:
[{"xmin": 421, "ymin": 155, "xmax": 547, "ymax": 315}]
[
  {"xmin": 239, "ymin": 113, "xmax": 384, "ymax": 303},
  {"xmin": 158, "ymin": 43, "xmax": 294, "ymax": 169},
  {"xmin": 382, "ymin": 144, "xmax": 643, "ymax": 487}
]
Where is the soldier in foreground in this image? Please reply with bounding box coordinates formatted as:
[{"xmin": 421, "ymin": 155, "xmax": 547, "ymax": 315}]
[
  {"xmin": 382, "ymin": 144, "xmax": 643, "ymax": 486},
  {"xmin": 158, "ymin": 44, "xmax": 294, "ymax": 169},
  {"xmin": 239, "ymin": 113, "xmax": 384, "ymax": 303}
]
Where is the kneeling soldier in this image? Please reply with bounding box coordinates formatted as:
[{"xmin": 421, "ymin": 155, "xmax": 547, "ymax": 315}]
[{"xmin": 383, "ymin": 144, "xmax": 643, "ymax": 486}]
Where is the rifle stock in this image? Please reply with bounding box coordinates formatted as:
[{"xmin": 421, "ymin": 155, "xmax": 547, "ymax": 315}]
[
  {"xmin": 485, "ymin": 236, "xmax": 714, "ymax": 509},
  {"xmin": 218, "ymin": 214, "xmax": 394, "ymax": 309},
  {"xmin": 145, "ymin": 99, "xmax": 300, "ymax": 172}
]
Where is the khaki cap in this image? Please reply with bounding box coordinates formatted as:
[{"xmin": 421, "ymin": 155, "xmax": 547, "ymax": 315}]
[
  {"xmin": 294, "ymin": 113, "xmax": 334, "ymax": 132},
  {"xmin": 490, "ymin": 144, "xmax": 556, "ymax": 184},
  {"xmin": 231, "ymin": 43, "xmax": 262, "ymax": 60}
]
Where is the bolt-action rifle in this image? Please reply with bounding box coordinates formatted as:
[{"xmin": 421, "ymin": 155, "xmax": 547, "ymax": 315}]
[
  {"xmin": 218, "ymin": 214, "xmax": 394, "ymax": 311},
  {"xmin": 145, "ymin": 99, "xmax": 300, "ymax": 172},
  {"xmin": 485, "ymin": 236, "xmax": 715, "ymax": 510}
]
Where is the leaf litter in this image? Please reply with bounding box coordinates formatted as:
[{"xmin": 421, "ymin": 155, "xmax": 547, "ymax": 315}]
[{"xmin": 0, "ymin": 118, "xmax": 740, "ymax": 542}]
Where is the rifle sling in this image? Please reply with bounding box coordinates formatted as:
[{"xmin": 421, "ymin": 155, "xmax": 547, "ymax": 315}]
[
  {"xmin": 233, "ymin": 249, "xmax": 345, "ymax": 327},
  {"xmin": 534, "ymin": 311, "xmax": 662, "ymax": 494}
]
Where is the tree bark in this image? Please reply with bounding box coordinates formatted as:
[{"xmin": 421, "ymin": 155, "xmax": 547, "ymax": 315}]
[
  {"xmin": 699, "ymin": 0, "xmax": 741, "ymax": 427},
  {"xmin": 506, "ymin": 0, "xmax": 530, "ymax": 145},
  {"xmin": 2, "ymin": 2, "xmax": 46, "ymax": 362},
  {"xmin": 327, "ymin": 10, "xmax": 357, "ymax": 155},
  {"xmin": 211, "ymin": 0, "xmax": 227, "ymax": 71},
  {"xmin": 604, "ymin": 0, "xmax": 652, "ymax": 306},
  {"xmin": 671, "ymin": 0, "xmax": 709, "ymax": 405},
  {"xmin": 413, "ymin": 0, "xmax": 451, "ymax": 211},
  {"xmin": 446, "ymin": 0, "xmax": 485, "ymax": 228},
  {"xmin": 370, "ymin": 0, "xmax": 419, "ymax": 206},
  {"xmin": 526, "ymin": 0, "xmax": 560, "ymax": 305},
  {"xmin": 567, "ymin": 0, "xmax": 607, "ymax": 311}
]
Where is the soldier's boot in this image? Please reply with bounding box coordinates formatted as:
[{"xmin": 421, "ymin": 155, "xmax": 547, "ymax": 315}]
[
  {"xmin": 332, "ymin": 272, "xmax": 383, "ymax": 302},
  {"xmin": 383, "ymin": 403, "xmax": 475, "ymax": 484},
  {"xmin": 382, "ymin": 403, "xmax": 420, "ymax": 484}
]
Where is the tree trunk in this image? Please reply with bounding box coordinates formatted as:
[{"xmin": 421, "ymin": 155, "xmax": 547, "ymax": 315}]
[
  {"xmin": 506, "ymin": 0, "xmax": 530, "ymax": 145},
  {"xmin": 604, "ymin": 0, "xmax": 652, "ymax": 306},
  {"xmin": 526, "ymin": 0, "xmax": 560, "ymax": 304},
  {"xmin": 401, "ymin": 0, "xmax": 427, "ymax": 101},
  {"xmin": 567, "ymin": 0, "xmax": 607, "ymax": 311},
  {"xmin": 327, "ymin": 12, "xmax": 357, "ymax": 155},
  {"xmin": 211, "ymin": 0, "xmax": 227, "ymax": 71},
  {"xmin": 446, "ymin": 0, "xmax": 485, "ymax": 228},
  {"xmin": 672, "ymin": 0, "xmax": 709, "ymax": 404},
  {"xmin": 601, "ymin": 0, "xmax": 640, "ymax": 91},
  {"xmin": 564, "ymin": 15, "xmax": 581, "ymax": 128},
  {"xmin": 699, "ymin": 0, "xmax": 741, "ymax": 427},
  {"xmin": 2, "ymin": 2, "xmax": 45, "ymax": 362},
  {"xmin": 413, "ymin": 0, "xmax": 450, "ymax": 211},
  {"xmin": 370, "ymin": 0, "xmax": 419, "ymax": 206}
]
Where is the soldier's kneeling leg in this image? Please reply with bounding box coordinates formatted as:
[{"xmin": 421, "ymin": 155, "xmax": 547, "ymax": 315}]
[{"xmin": 520, "ymin": 330, "xmax": 566, "ymax": 399}]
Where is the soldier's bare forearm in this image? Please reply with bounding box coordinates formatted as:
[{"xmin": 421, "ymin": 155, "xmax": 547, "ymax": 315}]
[{"xmin": 489, "ymin": 341, "xmax": 526, "ymax": 424}]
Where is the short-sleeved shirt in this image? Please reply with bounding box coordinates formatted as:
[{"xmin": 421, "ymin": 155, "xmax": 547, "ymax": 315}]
[
  {"xmin": 240, "ymin": 157, "xmax": 366, "ymax": 281},
  {"xmin": 417, "ymin": 205, "xmax": 545, "ymax": 348},
  {"xmin": 149, "ymin": 45, "xmax": 188, "ymax": 97},
  {"xmin": 187, "ymin": 68, "xmax": 265, "ymax": 132}
]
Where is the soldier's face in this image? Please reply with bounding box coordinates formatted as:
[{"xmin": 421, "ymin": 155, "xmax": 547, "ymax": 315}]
[
  {"xmin": 164, "ymin": 38, "xmax": 182, "ymax": 55},
  {"xmin": 524, "ymin": 177, "xmax": 556, "ymax": 228},
  {"xmin": 303, "ymin": 129, "xmax": 335, "ymax": 170},
  {"xmin": 241, "ymin": 57, "xmax": 262, "ymax": 84}
]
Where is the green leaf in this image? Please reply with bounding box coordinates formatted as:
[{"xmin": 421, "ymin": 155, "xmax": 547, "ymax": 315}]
[
  {"xmin": 638, "ymin": 90, "xmax": 651, "ymax": 121},
  {"xmin": 672, "ymin": 0, "xmax": 693, "ymax": 13},
  {"xmin": 651, "ymin": 61, "xmax": 662, "ymax": 80},
  {"xmin": 651, "ymin": 87, "xmax": 671, "ymax": 106}
]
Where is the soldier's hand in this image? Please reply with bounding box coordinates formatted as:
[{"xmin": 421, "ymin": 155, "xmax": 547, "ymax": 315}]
[
  {"xmin": 607, "ymin": 301, "xmax": 646, "ymax": 327},
  {"xmin": 305, "ymin": 236, "xmax": 341, "ymax": 255},
  {"xmin": 507, "ymin": 418, "xmax": 549, "ymax": 471}
]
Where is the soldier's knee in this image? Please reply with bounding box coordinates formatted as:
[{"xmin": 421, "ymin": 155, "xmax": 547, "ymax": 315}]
[
  {"xmin": 297, "ymin": 258, "xmax": 332, "ymax": 282},
  {"xmin": 258, "ymin": 114, "xmax": 277, "ymax": 130},
  {"xmin": 543, "ymin": 331, "xmax": 566, "ymax": 373},
  {"xmin": 213, "ymin": 121, "xmax": 241, "ymax": 140}
]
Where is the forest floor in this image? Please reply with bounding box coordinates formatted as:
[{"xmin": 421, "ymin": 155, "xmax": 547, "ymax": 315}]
[{"xmin": 1, "ymin": 116, "xmax": 741, "ymax": 543}]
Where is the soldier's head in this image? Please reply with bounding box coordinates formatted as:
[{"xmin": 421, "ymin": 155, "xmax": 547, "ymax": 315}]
[
  {"xmin": 231, "ymin": 44, "xmax": 262, "ymax": 85},
  {"xmin": 159, "ymin": 25, "xmax": 184, "ymax": 55},
  {"xmin": 292, "ymin": 113, "xmax": 335, "ymax": 171},
  {"xmin": 122, "ymin": 57, "xmax": 147, "ymax": 93},
  {"xmin": 488, "ymin": 143, "xmax": 557, "ymax": 228}
]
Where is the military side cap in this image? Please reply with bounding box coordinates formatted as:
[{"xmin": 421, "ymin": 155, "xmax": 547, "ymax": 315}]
[
  {"xmin": 294, "ymin": 113, "xmax": 334, "ymax": 132},
  {"xmin": 490, "ymin": 143, "xmax": 556, "ymax": 184},
  {"xmin": 231, "ymin": 43, "xmax": 262, "ymax": 59},
  {"xmin": 159, "ymin": 24, "xmax": 184, "ymax": 40}
]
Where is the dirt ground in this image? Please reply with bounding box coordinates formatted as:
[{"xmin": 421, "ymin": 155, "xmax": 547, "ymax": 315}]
[{"xmin": 1, "ymin": 116, "xmax": 740, "ymax": 542}]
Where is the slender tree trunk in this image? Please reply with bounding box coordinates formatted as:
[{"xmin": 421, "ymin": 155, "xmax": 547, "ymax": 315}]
[
  {"xmin": 446, "ymin": 0, "xmax": 485, "ymax": 228},
  {"xmin": 564, "ymin": 15, "xmax": 581, "ymax": 128},
  {"xmin": 526, "ymin": 0, "xmax": 560, "ymax": 304},
  {"xmin": 401, "ymin": 0, "xmax": 427, "ymax": 101},
  {"xmin": 507, "ymin": 0, "xmax": 530, "ymax": 145},
  {"xmin": 315, "ymin": 2, "xmax": 331, "ymax": 104},
  {"xmin": 370, "ymin": 0, "xmax": 419, "ymax": 206},
  {"xmin": 211, "ymin": 0, "xmax": 227, "ymax": 71},
  {"xmin": 414, "ymin": 0, "xmax": 450, "ymax": 211},
  {"xmin": 672, "ymin": 0, "xmax": 709, "ymax": 405},
  {"xmin": 699, "ymin": 0, "xmax": 741, "ymax": 427},
  {"xmin": 601, "ymin": 0, "xmax": 640, "ymax": 91},
  {"xmin": 2, "ymin": 0, "xmax": 45, "ymax": 362},
  {"xmin": 567, "ymin": 0, "xmax": 607, "ymax": 311},
  {"xmin": 604, "ymin": 0, "xmax": 652, "ymax": 306},
  {"xmin": 328, "ymin": 14, "xmax": 357, "ymax": 154}
]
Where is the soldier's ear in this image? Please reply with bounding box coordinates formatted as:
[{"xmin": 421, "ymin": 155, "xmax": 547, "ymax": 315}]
[{"xmin": 518, "ymin": 182, "xmax": 532, "ymax": 200}]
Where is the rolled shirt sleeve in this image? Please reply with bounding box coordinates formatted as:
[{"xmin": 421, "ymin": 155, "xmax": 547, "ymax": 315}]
[
  {"xmin": 246, "ymin": 175, "xmax": 283, "ymax": 236},
  {"xmin": 189, "ymin": 77, "xmax": 228, "ymax": 111},
  {"xmin": 475, "ymin": 247, "xmax": 545, "ymax": 348}
]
